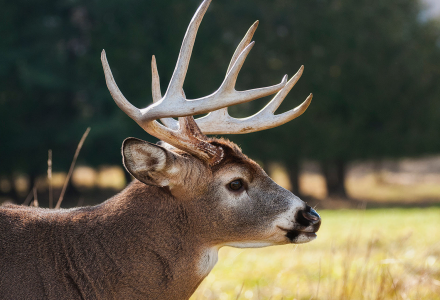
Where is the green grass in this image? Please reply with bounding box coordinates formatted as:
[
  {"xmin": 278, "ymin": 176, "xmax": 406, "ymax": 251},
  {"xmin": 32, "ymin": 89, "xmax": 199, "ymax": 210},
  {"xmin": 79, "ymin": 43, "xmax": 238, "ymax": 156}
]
[{"xmin": 191, "ymin": 208, "xmax": 440, "ymax": 300}]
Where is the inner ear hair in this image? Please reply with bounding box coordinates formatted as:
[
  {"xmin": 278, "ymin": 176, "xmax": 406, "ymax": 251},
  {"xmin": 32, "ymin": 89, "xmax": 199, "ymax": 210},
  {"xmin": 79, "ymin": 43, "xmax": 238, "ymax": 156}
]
[{"xmin": 122, "ymin": 138, "xmax": 175, "ymax": 187}]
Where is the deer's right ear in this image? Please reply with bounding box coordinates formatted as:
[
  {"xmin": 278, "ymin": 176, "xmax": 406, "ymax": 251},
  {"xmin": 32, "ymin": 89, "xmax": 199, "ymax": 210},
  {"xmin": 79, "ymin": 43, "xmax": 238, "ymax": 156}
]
[{"xmin": 122, "ymin": 138, "xmax": 180, "ymax": 187}]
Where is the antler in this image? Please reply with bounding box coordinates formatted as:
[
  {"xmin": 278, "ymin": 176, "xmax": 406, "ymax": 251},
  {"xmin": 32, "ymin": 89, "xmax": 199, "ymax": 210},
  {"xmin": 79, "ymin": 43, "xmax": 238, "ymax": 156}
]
[
  {"xmin": 195, "ymin": 67, "xmax": 312, "ymax": 134},
  {"xmin": 101, "ymin": 0, "xmax": 312, "ymax": 164},
  {"xmin": 156, "ymin": 21, "xmax": 312, "ymax": 134}
]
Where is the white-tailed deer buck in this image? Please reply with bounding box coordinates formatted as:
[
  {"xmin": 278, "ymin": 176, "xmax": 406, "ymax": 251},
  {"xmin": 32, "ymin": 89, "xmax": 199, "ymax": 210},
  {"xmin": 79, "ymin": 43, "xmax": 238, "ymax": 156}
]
[{"xmin": 0, "ymin": 0, "xmax": 321, "ymax": 299}]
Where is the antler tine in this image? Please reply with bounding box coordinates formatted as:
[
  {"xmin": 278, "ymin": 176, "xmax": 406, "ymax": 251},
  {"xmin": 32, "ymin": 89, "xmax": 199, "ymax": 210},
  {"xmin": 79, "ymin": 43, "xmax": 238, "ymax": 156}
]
[
  {"xmin": 101, "ymin": 50, "xmax": 143, "ymax": 124},
  {"xmin": 151, "ymin": 55, "xmax": 178, "ymax": 129},
  {"xmin": 205, "ymin": 20, "xmax": 259, "ymax": 125},
  {"xmin": 151, "ymin": 55, "xmax": 162, "ymax": 103},
  {"xmin": 166, "ymin": 0, "xmax": 212, "ymax": 98},
  {"xmin": 227, "ymin": 20, "xmax": 259, "ymax": 74},
  {"xmin": 157, "ymin": 20, "xmax": 276, "ymax": 131},
  {"xmin": 221, "ymin": 42, "xmax": 288, "ymax": 98},
  {"xmin": 262, "ymin": 65, "xmax": 305, "ymax": 114},
  {"xmin": 196, "ymin": 66, "xmax": 312, "ymax": 134}
]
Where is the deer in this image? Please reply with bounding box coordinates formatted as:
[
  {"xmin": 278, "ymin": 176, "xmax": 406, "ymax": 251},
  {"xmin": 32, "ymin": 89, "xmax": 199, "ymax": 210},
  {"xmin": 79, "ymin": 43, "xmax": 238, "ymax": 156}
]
[{"xmin": 0, "ymin": 0, "xmax": 321, "ymax": 299}]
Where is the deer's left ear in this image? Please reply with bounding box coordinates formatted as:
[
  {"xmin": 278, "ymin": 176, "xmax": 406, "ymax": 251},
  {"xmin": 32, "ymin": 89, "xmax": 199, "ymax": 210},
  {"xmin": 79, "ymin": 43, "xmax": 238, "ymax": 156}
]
[{"xmin": 122, "ymin": 138, "xmax": 183, "ymax": 188}]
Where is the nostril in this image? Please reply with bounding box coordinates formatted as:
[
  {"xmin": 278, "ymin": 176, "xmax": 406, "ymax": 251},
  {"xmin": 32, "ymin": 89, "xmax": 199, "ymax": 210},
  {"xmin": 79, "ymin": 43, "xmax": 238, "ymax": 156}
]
[
  {"xmin": 297, "ymin": 206, "xmax": 321, "ymax": 226},
  {"xmin": 301, "ymin": 210, "xmax": 320, "ymax": 223}
]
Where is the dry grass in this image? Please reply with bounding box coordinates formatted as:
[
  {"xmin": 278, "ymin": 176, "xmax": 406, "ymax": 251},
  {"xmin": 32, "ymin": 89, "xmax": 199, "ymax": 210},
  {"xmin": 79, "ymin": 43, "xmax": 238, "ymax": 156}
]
[
  {"xmin": 346, "ymin": 174, "xmax": 440, "ymax": 203},
  {"xmin": 191, "ymin": 208, "xmax": 440, "ymax": 300}
]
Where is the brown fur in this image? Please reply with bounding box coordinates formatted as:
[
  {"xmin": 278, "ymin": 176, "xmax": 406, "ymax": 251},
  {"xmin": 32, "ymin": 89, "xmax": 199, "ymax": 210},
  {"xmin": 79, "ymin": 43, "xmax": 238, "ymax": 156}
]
[{"xmin": 1, "ymin": 182, "xmax": 209, "ymax": 299}]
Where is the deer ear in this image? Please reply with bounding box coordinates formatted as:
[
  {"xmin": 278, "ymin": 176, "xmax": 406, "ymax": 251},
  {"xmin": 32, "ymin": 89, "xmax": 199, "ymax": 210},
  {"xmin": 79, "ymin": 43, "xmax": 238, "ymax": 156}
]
[{"xmin": 122, "ymin": 138, "xmax": 179, "ymax": 187}]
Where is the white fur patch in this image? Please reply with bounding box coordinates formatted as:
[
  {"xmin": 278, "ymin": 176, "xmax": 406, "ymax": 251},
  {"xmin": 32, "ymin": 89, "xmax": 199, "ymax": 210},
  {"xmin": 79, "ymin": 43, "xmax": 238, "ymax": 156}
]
[
  {"xmin": 294, "ymin": 234, "xmax": 317, "ymax": 244},
  {"xmin": 225, "ymin": 241, "xmax": 275, "ymax": 248},
  {"xmin": 167, "ymin": 165, "xmax": 180, "ymax": 176},
  {"xmin": 272, "ymin": 195, "xmax": 304, "ymax": 230},
  {"xmin": 215, "ymin": 168, "xmax": 253, "ymax": 208},
  {"xmin": 197, "ymin": 247, "xmax": 219, "ymax": 277}
]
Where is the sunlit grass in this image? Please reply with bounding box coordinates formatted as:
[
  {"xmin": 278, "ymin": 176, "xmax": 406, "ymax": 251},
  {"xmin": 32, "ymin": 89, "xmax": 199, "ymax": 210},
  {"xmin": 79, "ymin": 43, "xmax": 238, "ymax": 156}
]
[{"xmin": 191, "ymin": 208, "xmax": 440, "ymax": 300}]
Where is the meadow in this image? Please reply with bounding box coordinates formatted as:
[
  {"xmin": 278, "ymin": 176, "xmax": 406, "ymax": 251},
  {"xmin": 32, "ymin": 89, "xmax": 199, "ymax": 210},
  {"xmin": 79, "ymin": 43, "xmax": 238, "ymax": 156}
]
[{"xmin": 190, "ymin": 208, "xmax": 440, "ymax": 300}]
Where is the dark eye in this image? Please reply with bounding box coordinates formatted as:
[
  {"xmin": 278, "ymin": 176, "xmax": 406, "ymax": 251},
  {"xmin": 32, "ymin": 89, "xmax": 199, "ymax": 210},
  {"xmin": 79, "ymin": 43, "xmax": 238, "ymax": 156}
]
[{"xmin": 229, "ymin": 180, "xmax": 243, "ymax": 191}]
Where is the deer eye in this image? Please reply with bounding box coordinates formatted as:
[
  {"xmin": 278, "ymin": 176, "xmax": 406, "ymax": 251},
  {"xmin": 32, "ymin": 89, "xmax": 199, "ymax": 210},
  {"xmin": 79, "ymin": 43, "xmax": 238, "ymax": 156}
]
[{"xmin": 229, "ymin": 180, "xmax": 243, "ymax": 191}]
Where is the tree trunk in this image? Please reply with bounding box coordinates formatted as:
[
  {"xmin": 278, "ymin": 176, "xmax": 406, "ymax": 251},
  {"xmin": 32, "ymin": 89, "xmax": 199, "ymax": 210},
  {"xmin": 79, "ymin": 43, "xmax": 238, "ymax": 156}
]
[
  {"xmin": 322, "ymin": 160, "xmax": 348, "ymax": 199},
  {"xmin": 286, "ymin": 161, "xmax": 302, "ymax": 197}
]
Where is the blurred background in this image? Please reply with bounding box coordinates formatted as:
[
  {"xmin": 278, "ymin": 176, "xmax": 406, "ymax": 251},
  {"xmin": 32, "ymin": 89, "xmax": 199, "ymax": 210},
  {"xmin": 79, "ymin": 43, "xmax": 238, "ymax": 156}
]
[{"xmin": 1, "ymin": 0, "xmax": 439, "ymax": 298}]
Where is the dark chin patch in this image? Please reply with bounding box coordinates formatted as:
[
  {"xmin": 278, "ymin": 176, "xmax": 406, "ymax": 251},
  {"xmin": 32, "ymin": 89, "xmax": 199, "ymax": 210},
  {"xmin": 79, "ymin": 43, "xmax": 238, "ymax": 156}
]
[{"xmin": 285, "ymin": 230, "xmax": 300, "ymax": 242}]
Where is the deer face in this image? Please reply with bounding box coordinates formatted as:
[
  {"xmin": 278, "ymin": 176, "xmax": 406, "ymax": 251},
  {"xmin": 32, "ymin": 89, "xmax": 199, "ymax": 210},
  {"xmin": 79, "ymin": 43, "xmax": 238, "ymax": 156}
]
[{"xmin": 123, "ymin": 138, "xmax": 321, "ymax": 248}]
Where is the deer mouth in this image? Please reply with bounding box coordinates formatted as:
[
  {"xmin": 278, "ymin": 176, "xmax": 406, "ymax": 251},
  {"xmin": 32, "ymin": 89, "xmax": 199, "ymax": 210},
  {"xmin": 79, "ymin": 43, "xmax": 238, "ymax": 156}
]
[{"xmin": 277, "ymin": 227, "xmax": 318, "ymax": 244}]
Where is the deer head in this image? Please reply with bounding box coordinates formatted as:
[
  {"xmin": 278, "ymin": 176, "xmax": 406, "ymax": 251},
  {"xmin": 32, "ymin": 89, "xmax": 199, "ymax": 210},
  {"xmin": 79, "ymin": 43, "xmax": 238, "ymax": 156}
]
[{"xmin": 101, "ymin": 0, "xmax": 320, "ymax": 289}]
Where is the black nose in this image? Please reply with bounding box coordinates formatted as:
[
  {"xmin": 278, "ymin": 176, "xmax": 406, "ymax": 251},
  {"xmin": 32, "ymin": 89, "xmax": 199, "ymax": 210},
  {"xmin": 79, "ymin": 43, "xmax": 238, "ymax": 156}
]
[{"xmin": 297, "ymin": 205, "xmax": 321, "ymax": 227}]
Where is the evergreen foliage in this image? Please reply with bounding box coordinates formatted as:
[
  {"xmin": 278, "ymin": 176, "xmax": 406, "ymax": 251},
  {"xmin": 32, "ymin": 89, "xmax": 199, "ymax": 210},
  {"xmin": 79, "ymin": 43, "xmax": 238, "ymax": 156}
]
[{"xmin": 1, "ymin": 0, "xmax": 439, "ymax": 197}]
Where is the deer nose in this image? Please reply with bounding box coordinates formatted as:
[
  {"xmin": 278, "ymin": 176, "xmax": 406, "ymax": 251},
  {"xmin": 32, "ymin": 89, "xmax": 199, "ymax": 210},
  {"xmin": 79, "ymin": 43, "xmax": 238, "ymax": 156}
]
[{"xmin": 297, "ymin": 205, "xmax": 321, "ymax": 227}]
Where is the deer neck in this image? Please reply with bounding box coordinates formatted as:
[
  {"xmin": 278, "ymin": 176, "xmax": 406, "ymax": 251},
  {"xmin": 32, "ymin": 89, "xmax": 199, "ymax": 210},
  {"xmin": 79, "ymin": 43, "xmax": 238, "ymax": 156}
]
[{"xmin": 88, "ymin": 180, "xmax": 218, "ymax": 299}]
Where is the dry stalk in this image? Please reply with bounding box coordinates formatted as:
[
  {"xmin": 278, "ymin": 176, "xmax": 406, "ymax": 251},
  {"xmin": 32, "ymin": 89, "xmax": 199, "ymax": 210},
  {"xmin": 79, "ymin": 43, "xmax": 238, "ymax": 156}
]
[
  {"xmin": 77, "ymin": 197, "xmax": 84, "ymax": 207},
  {"xmin": 32, "ymin": 187, "xmax": 39, "ymax": 207},
  {"xmin": 315, "ymin": 259, "xmax": 322, "ymax": 299},
  {"xmin": 22, "ymin": 188, "xmax": 34, "ymax": 206},
  {"xmin": 235, "ymin": 282, "xmax": 244, "ymax": 300},
  {"xmin": 55, "ymin": 127, "xmax": 91, "ymax": 209},
  {"xmin": 48, "ymin": 149, "xmax": 53, "ymax": 208}
]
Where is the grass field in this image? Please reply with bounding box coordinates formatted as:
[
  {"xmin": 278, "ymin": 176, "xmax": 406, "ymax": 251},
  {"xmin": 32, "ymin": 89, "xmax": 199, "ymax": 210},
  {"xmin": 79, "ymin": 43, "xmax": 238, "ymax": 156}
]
[{"xmin": 190, "ymin": 208, "xmax": 440, "ymax": 300}]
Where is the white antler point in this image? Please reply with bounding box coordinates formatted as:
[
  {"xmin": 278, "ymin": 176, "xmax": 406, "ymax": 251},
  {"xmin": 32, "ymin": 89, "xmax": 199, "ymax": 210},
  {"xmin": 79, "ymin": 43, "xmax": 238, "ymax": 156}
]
[{"xmin": 101, "ymin": 50, "xmax": 107, "ymax": 61}]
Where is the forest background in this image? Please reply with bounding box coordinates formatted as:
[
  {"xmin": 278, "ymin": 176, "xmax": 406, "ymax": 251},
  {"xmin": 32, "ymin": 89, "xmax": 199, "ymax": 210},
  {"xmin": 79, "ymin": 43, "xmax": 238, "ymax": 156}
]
[{"xmin": 2, "ymin": 0, "xmax": 440, "ymax": 206}]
